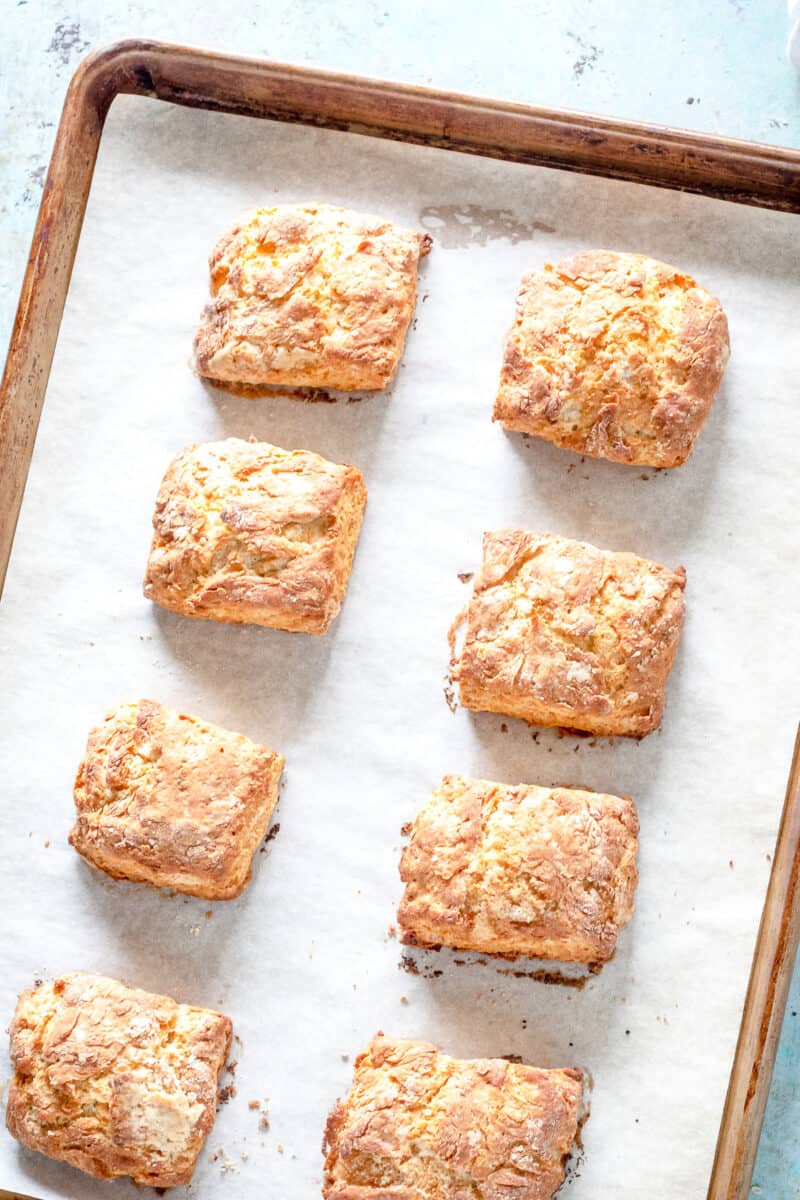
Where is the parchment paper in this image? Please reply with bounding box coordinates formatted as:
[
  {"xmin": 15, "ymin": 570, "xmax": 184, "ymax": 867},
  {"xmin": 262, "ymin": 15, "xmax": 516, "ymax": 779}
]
[{"xmin": 1, "ymin": 93, "xmax": 799, "ymax": 1200}]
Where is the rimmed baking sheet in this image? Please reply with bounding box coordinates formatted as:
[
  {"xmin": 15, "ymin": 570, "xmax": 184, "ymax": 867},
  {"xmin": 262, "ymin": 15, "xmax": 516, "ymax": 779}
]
[{"xmin": 0, "ymin": 92, "xmax": 798, "ymax": 1199}]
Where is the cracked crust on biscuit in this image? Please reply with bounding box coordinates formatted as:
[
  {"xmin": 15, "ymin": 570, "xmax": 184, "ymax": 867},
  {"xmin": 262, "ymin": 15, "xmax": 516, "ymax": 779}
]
[
  {"xmin": 69, "ymin": 699, "xmax": 284, "ymax": 900},
  {"xmin": 452, "ymin": 529, "xmax": 686, "ymax": 737},
  {"xmin": 494, "ymin": 249, "xmax": 730, "ymax": 467},
  {"xmin": 194, "ymin": 202, "xmax": 431, "ymax": 391},
  {"xmin": 398, "ymin": 775, "xmax": 638, "ymax": 963},
  {"xmin": 143, "ymin": 437, "xmax": 367, "ymax": 633},
  {"xmin": 6, "ymin": 973, "xmax": 231, "ymax": 1187},
  {"xmin": 323, "ymin": 1034, "xmax": 582, "ymax": 1200}
]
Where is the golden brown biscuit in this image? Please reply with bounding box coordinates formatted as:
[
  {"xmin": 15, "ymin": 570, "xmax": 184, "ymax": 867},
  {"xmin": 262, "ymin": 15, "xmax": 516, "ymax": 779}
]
[
  {"xmin": 494, "ymin": 249, "xmax": 730, "ymax": 467},
  {"xmin": 452, "ymin": 529, "xmax": 686, "ymax": 737},
  {"xmin": 143, "ymin": 437, "xmax": 367, "ymax": 633},
  {"xmin": 69, "ymin": 699, "xmax": 284, "ymax": 900},
  {"xmin": 6, "ymin": 973, "xmax": 231, "ymax": 1187},
  {"xmin": 398, "ymin": 775, "xmax": 638, "ymax": 963},
  {"xmin": 194, "ymin": 202, "xmax": 431, "ymax": 391},
  {"xmin": 324, "ymin": 1034, "xmax": 582, "ymax": 1200}
]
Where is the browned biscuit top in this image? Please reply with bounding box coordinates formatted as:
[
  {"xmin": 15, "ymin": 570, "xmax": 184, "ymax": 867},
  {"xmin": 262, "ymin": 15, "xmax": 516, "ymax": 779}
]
[
  {"xmin": 6, "ymin": 973, "xmax": 231, "ymax": 1188},
  {"xmin": 143, "ymin": 437, "xmax": 367, "ymax": 633},
  {"xmin": 398, "ymin": 775, "xmax": 639, "ymax": 963},
  {"xmin": 494, "ymin": 249, "xmax": 730, "ymax": 467},
  {"xmin": 194, "ymin": 202, "xmax": 431, "ymax": 391},
  {"xmin": 454, "ymin": 529, "xmax": 686, "ymax": 737},
  {"xmin": 323, "ymin": 1034, "xmax": 582, "ymax": 1200},
  {"xmin": 69, "ymin": 699, "xmax": 284, "ymax": 900}
]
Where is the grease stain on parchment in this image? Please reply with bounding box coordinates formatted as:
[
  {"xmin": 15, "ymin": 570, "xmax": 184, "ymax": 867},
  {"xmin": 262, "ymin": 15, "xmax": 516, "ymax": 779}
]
[{"xmin": 419, "ymin": 204, "xmax": 555, "ymax": 249}]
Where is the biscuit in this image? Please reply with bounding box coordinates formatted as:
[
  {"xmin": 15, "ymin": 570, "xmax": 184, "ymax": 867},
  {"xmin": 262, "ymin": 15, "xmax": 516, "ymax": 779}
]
[
  {"xmin": 143, "ymin": 437, "xmax": 367, "ymax": 633},
  {"xmin": 324, "ymin": 1034, "xmax": 582, "ymax": 1200},
  {"xmin": 494, "ymin": 249, "xmax": 730, "ymax": 467},
  {"xmin": 398, "ymin": 775, "xmax": 638, "ymax": 963},
  {"xmin": 6, "ymin": 973, "xmax": 231, "ymax": 1187},
  {"xmin": 194, "ymin": 202, "xmax": 431, "ymax": 391},
  {"xmin": 452, "ymin": 529, "xmax": 686, "ymax": 737},
  {"xmin": 69, "ymin": 699, "xmax": 284, "ymax": 900}
]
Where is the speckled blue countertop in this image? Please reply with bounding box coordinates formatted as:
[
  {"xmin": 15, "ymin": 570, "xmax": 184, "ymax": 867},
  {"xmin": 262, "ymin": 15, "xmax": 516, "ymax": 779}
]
[{"xmin": 1, "ymin": 3, "xmax": 799, "ymax": 1195}]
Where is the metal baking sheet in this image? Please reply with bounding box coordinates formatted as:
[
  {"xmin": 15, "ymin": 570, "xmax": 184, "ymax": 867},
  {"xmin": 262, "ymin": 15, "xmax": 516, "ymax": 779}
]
[{"xmin": 1, "ymin": 91, "xmax": 798, "ymax": 1200}]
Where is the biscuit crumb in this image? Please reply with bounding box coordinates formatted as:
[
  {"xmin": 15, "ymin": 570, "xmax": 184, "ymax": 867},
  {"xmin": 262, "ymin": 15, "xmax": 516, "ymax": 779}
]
[
  {"xmin": 218, "ymin": 1084, "xmax": 236, "ymax": 1105},
  {"xmin": 265, "ymin": 822, "xmax": 281, "ymax": 844},
  {"xmin": 400, "ymin": 995, "xmax": 409, "ymax": 1005},
  {"xmin": 400, "ymin": 822, "xmax": 412, "ymax": 837},
  {"xmin": 457, "ymin": 571, "xmax": 474, "ymax": 584},
  {"xmin": 248, "ymin": 1100, "xmax": 260, "ymax": 1110},
  {"xmin": 277, "ymin": 1143, "xmax": 284, "ymax": 1154},
  {"xmin": 443, "ymin": 681, "xmax": 457, "ymax": 713},
  {"xmin": 387, "ymin": 923, "xmax": 397, "ymax": 939}
]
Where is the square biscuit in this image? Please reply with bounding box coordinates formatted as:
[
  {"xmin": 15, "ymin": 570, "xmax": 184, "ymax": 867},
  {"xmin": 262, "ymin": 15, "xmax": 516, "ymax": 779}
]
[
  {"xmin": 324, "ymin": 1034, "xmax": 582, "ymax": 1200},
  {"xmin": 194, "ymin": 202, "xmax": 431, "ymax": 391},
  {"xmin": 6, "ymin": 973, "xmax": 231, "ymax": 1187},
  {"xmin": 494, "ymin": 250, "xmax": 730, "ymax": 467},
  {"xmin": 143, "ymin": 437, "xmax": 367, "ymax": 634},
  {"xmin": 452, "ymin": 529, "xmax": 686, "ymax": 737},
  {"xmin": 69, "ymin": 699, "xmax": 284, "ymax": 900},
  {"xmin": 398, "ymin": 775, "xmax": 639, "ymax": 964}
]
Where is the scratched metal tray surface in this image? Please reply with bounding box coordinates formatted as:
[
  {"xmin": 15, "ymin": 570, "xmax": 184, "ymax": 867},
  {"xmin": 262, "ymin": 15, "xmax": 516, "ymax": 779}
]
[{"xmin": 1, "ymin": 42, "xmax": 800, "ymax": 1200}]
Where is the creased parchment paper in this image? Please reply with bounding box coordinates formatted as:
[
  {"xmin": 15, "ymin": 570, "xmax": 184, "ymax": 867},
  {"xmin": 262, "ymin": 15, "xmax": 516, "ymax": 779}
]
[{"xmin": 1, "ymin": 94, "xmax": 798, "ymax": 1200}]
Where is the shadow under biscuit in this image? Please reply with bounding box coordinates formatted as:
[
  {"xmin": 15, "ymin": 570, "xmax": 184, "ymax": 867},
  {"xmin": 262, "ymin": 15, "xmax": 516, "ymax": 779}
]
[
  {"xmin": 150, "ymin": 603, "xmax": 339, "ymax": 752},
  {"xmin": 388, "ymin": 927, "xmax": 639, "ymax": 1072},
  {"xmin": 8, "ymin": 1140, "xmax": 146, "ymax": 1200},
  {"xmin": 498, "ymin": 401, "xmax": 728, "ymax": 563},
  {"xmin": 461, "ymin": 706, "xmax": 672, "ymax": 820},
  {"xmin": 68, "ymin": 833, "xmax": 284, "ymax": 1008},
  {"xmin": 199, "ymin": 376, "xmax": 396, "ymax": 488}
]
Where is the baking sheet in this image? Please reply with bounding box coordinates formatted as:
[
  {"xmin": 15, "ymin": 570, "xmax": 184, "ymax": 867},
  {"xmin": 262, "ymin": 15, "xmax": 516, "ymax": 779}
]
[{"xmin": 1, "ymin": 92, "xmax": 798, "ymax": 1199}]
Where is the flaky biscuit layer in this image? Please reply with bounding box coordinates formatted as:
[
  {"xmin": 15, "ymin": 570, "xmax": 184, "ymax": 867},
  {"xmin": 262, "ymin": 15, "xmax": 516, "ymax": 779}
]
[
  {"xmin": 494, "ymin": 249, "xmax": 730, "ymax": 467},
  {"xmin": 453, "ymin": 529, "xmax": 686, "ymax": 736},
  {"xmin": 399, "ymin": 775, "xmax": 638, "ymax": 963},
  {"xmin": 144, "ymin": 437, "xmax": 367, "ymax": 633},
  {"xmin": 70, "ymin": 699, "xmax": 284, "ymax": 900},
  {"xmin": 6, "ymin": 973, "xmax": 231, "ymax": 1187},
  {"xmin": 195, "ymin": 202, "xmax": 431, "ymax": 391},
  {"xmin": 324, "ymin": 1034, "xmax": 582, "ymax": 1200}
]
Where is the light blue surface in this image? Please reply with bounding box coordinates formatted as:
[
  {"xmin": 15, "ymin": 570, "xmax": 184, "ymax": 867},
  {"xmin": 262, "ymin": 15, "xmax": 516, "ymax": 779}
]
[{"xmin": 1, "ymin": 3, "xmax": 799, "ymax": 1195}]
